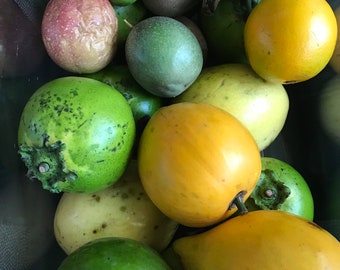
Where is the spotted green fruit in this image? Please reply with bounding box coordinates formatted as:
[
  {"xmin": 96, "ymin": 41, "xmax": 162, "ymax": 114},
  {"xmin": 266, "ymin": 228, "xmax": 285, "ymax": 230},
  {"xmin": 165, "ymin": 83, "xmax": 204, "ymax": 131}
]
[
  {"xmin": 125, "ymin": 16, "xmax": 203, "ymax": 98},
  {"xmin": 17, "ymin": 76, "xmax": 136, "ymax": 193},
  {"xmin": 58, "ymin": 237, "xmax": 171, "ymax": 270}
]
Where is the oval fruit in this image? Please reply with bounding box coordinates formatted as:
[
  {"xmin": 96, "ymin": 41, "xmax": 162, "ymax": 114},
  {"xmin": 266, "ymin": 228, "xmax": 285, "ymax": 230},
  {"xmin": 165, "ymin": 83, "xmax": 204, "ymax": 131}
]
[
  {"xmin": 319, "ymin": 74, "xmax": 340, "ymax": 145},
  {"xmin": 17, "ymin": 76, "xmax": 135, "ymax": 193},
  {"xmin": 244, "ymin": 0, "xmax": 337, "ymax": 84},
  {"xmin": 138, "ymin": 102, "xmax": 261, "ymax": 227},
  {"xmin": 54, "ymin": 160, "xmax": 178, "ymax": 254},
  {"xmin": 42, "ymin": 0, "xmax": 118, "ymax": 74},
  {"xmin": 245, "ymin": 157, "xmax": 314, "ymax": 221},
  {"xmin": 174, "ymin": 63, "xmax": 289, "ymax": 151},
  {"xmin": 125, "ymin": 16, "xmax": 203, "ymax": 97},
  {"xmin": 173, "ymin": 210, "xmax": 340, "ymax": 270},
  {"xmin": 58, "ymin": 237, "xmax": 171, "ymax": 270}
]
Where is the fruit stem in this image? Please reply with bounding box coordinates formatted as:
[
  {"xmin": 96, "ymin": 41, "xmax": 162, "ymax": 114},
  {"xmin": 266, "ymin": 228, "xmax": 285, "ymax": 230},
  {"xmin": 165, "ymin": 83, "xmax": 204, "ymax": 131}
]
[{"xmin": 233, "ymin": 192, "xmax": 249, "ymax": 215}]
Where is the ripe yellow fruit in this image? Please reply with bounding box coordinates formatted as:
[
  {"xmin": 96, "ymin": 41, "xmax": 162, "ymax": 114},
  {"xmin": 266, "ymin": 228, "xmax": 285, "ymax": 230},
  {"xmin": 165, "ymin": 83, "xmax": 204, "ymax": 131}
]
[
  {"xmin": 173, "ymin": 210, "xmax": 340, "ymax": 270},
  {"xmin": 244, "ymin": 0, "xmax": 337, "ymax": 84},
  {"xmin": 138, "ymin": 103, "xmax": 261, "ymax": 227}
]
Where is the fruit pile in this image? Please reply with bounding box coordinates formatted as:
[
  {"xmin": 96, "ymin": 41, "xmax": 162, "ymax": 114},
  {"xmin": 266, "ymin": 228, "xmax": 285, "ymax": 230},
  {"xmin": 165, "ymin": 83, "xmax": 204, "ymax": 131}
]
[{"xmin": 1, "ymin": 0, "xmax": 340, "ymax": 269}]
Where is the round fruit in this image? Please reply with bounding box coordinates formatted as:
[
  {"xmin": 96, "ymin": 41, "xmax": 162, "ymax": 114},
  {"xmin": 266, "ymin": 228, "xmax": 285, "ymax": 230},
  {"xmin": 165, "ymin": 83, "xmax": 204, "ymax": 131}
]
[
  {"xmin": 173, "ymin": 210, "xmax": 340, "ymax": 270},
  {"xmin": 125, "ymin": 16, "xmax": 203, "ymax": 97},
  {"xmin": 245, "ymin": 157, "xmax": 314, "ymax": 221},
  {"xmin": 319, "ymin": 74, "xmax": 340, "ymax": 145},
  {"xmin": 54, "ymin": 160, "xmax": 178, "ymax": 254},
  {"xmin": 17, "ymin": 76, "xmax": 135, "ymax": 193},
  {"xmin": 174, "ymin": 63, "xmax": 289, "ymax": 151},
  {"xmin": 244, "ymin": 0, "xmax": 337, "ymax": 84},
  {"xmin": 58, "ymin": 237, "xmax": 171, "ymax": 270},
  {"xmin": 199, "ymin": 0, "xmax": 247, "ymax": 64},
  {"xmin": 138, "ymin": 102, "xmax": 261, "ymax": 227},
  {"xmin": 41, "ymin": 0, "xmax": 118, "ymax": 74}
]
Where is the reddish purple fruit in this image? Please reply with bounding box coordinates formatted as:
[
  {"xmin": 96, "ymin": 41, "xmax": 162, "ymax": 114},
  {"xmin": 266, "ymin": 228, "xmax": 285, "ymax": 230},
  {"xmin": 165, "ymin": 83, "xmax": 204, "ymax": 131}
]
[{"xmin": 42, "ymin": 0, "xmax": 118, "ymax": 74}]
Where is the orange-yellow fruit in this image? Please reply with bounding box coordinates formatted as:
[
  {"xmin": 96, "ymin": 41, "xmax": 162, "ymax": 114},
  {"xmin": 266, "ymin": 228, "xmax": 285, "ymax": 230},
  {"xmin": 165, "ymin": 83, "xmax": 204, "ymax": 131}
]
[
  {"xmin": 173, "ymin": 210, "xmax": 340, "ymax": 270},
  {"xmin": 138, "ymin": 102, "xmax": 261, "ymax": 227},
  {"xmin": 244, "ymin": 0, "xmax": 337, "ymax": 84}
]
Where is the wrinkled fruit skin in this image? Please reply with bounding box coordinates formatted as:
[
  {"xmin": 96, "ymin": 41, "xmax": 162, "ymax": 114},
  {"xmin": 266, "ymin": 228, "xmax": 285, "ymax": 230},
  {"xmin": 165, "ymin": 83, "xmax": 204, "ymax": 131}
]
[
  {"xmin": 17, "ymin": 76, "xmax": 135, "ymax": 193},
  {"xmin": 42, "ymin": 0, "xmax": 118, "ymax": 74}
]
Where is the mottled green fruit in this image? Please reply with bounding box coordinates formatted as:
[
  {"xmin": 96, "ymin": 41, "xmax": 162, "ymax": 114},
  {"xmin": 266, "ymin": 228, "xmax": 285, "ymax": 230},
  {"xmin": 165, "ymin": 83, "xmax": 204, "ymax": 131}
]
[
  {"xmin": 125, "ymin": 16, "xmax": 203, "ymax": 97},
  {"xmin": 58, "ymin": 237, "xmax": 171, "ymax": 270},
  {"xmin": 17, "ymin": 76, "xmax": 135, "ymax": 193}
]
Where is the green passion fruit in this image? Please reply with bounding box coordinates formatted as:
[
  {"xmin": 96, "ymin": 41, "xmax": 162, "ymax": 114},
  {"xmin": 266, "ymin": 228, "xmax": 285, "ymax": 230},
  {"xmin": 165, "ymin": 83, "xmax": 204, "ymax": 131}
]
[
  {"xmin": 57, "ymin": 237, "xmax": 171, "ymax": 270},
  {"xmin": 17, "ymin": 76, "xmax": 136, "ymax": 193},
  {"xmin": 125, "ymin": 16, "xmax": 203, "ymax": 98}
]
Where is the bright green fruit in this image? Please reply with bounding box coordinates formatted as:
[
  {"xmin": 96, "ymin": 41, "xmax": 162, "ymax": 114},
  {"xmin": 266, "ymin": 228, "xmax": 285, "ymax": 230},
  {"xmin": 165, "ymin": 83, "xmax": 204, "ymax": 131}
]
[
  {"xmin": 245, "ymin": 157, "xmax": 314, "ymax": 221},
  {"xmin": 58, "ymin": 237, "xmax": 172, "ymax": 270},
  {"xmin": 125, "ymin": 16, "xmax": 203, "ymax": 97},
  {"xmin": 17, "ymin": 76, "xmax": 136, "ymax": 193}
]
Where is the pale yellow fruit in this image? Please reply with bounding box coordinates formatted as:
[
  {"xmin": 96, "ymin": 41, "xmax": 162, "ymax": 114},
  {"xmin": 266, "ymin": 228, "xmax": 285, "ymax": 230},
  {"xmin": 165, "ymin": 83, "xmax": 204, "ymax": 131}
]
[
  {"xmin": 174, "ymin": 64, "xmax": 289, "ymax": 151},
  {"xmin": 173, "ymin": 210, "xmax": 340, "ymax": 270},
  {"xmin": 54, "ymin": 160, "xmax": 178, "ymax": 254}
]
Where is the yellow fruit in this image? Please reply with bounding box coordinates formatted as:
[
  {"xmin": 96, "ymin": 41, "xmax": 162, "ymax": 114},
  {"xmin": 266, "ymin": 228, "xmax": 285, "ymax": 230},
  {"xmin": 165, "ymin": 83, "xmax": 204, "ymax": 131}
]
[
  {"xmin": 244, "ymin": 0, "xmax": 337, "ymax": 84},
  {"xmin": 138, "ymin": 102, "xmax": 261, "ymax": 227},
  {"xmin": 174, "ymin": 63, "xmax": 289, "ymax": 151},
  {"xmin": 173, "ymin": 210, "xmax": 340, "ymax": 270}
]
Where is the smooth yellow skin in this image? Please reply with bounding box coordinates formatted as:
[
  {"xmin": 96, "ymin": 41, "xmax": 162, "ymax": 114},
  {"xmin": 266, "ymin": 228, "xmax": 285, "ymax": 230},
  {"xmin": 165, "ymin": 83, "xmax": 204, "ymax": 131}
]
[
  {"xmin": 174, "ymin": 64, "xmax": 289, "ymax": 151},
  {"xmin": 138, "ymin": 103, "xmax": 261, "ymax": 227},
  {"xmin": 54, "ymin": 160, "xmax": 178, "ymax": 254},
  {"xmin": 173, "ymin": 210, "xmax": 340, "ymax": 270},
  {"xmin": 244, "ymin": 0, "xmax": 337, "ymax": 84}
]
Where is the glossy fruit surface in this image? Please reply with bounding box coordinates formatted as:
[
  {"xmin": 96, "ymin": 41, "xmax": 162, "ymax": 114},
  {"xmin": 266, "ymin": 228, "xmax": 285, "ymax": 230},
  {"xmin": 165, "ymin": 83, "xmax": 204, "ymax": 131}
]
[
  {"xmin": 244, "ymin": 0, "xmax": 337, "ymax": 84},
  {"xmin": 245, "ymin": 157, "xmax": 314, "ymax": 221},
  {"xmin": 125, "ymin": 16, "xmax": 203, "ymax": 97},
  {"xmin": 138, "ymin": 102, "xmax": 261, "ymax": 227},
  {"xmin": 17, "ymin": 76, "xmax": 135, "ymax": 193},
  {"xmin": 173, "ymin": 210, "xmax": 340, "ymax": 270},
  {"xmin": 174, "ymin": 63, "xmax": 289, "ymax": 151},
  {"xmin": 58, "ymin": 237, "xmax": 171, "ymax": 270}
]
